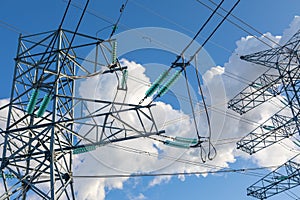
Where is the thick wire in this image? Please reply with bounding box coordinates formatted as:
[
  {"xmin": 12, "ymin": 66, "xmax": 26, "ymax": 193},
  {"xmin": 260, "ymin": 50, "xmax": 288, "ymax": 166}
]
[
  {"xmin": 109, "ymin": 0, "xmax": 129, "ymax": 38},
  {"xmin": 188, "ymin": 0, "xmax": 241, "ymax": 63},
  {"xmin": 196, "ymin": 0, "xmax": 281, "ymax": 49},
  {"xmin": 59, "ymin": 0, "xmax": 72, "ymax": 29},
  {"xmin": 193, "ymin": 56, "xmax": 216, "ymax": 160},
  {"xmin": 108, "ymin": 143, "xmax": 228, "ymax": 169},
  {"xmin": 207, "ymin": 0, "xmax": 282, "ymax": 47},
  {"xmin": 179, "ymin": 0, "xmax": 225, "ymax": 56},
  {"xmin": 48, "ymin": 0, "xmax": 90, "ymax": 95}
]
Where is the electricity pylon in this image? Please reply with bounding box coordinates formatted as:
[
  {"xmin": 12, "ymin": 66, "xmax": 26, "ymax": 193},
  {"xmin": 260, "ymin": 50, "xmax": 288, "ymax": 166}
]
[
  {"xmin": 0, "ymin": 28, "xmax": 163, "ymax": 199},
  {"xmin": 228, "ymin": 29, "xmax": 300, "ymax": 199}
]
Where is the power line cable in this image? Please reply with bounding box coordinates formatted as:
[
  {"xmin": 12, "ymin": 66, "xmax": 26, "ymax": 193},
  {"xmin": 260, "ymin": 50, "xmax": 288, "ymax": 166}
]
[
  {"xmin": 72, "ymin": 165, "xmax": 278, "ymax": 179},
  {"xmin": 0, "ymin": 20, "xmax": 30, "ymax": 34},
  {"xmin": 204, "ymin": 0, "xmax": 282, "ymax": 47},
  {"xmin": 188, "ymin": 0, "xmax": 241, "ymax": 64},
  {"xmin": 109, "ymin": 0, "xmax": 129, "ymax": 38}
]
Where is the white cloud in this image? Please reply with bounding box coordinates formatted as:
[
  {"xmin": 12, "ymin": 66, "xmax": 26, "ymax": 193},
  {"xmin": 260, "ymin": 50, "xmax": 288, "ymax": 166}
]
[
  {"xmin": 148, "ymin": 176, "xmax": 171, "ymax": 188},
  {"xmin": 128, "ymin": 193, "xmax": 147, "ymax": 200},
  {"xmin": 280, "ymin": 16, "xmax": 300, "ymax": 45}
]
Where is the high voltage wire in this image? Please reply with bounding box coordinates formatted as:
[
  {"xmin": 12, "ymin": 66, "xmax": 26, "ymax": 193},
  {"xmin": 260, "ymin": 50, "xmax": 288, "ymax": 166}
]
[
  {"xmin": 65, "ymin": 0, "xmax": 277, "ymax": 62},
  {"xmin": 60, "ymin": 0, "xmax": 248, "ymax": 160},
  {"xmin": 72, "ymin": 165, "xmax": 279, "ymax": 179},
  {"xmin": 130, "ymin": 0, "xmax": 281, "ymax": 55},
  {"xmin": 109, "ymin": 0, "xmax": 129, "ymax": 38},
  {"xmin": 106, "ymin": 143, "xmax": 229, "ymax": 169},
  {"xmin": 0, "ymin": 20, "xmax": 30, "ymax": 35},
  {"xmin": 3, "ymin": 0, "xmax": 285, "ymax": 89},
  {"xmin": 187, "ymin": 0, "xmax": 241, "ymax": 64},
  {"xmin": 130, "ymin": 0, "xmax": 233, "ymax": 54},
  {"xmin": 130, "ymin": 0, "xmax": 281, "ymax": 54},
  {"xmin": 66, "ymin": 0, "xmax": 233, "ymax": 55},
  {"xmin": 62, "ymin": 0, "xmax": 275, "ymax": 91},
  {"xmin": 196, "ymin": 0, "xmax": 281, "ymax": 49}
]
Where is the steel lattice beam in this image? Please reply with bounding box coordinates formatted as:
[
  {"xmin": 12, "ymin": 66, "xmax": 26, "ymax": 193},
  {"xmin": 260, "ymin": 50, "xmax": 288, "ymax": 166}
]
[
  {"xmin": 236, "ymin": 107, "xmax": 297, "ymax": 154},
  {"xmin": 247, "ymin": 154, "xmax": 300, "ymax": 199},
  {"xmin": 228, "ymin": 71, "xmax": 282, "ymax": 114}
]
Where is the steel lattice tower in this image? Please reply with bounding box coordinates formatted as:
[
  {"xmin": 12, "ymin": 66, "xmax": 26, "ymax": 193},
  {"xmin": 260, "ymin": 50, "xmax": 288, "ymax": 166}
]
[
  {"xmin": 0, "ymin": 29, "xmax": 163, "ymax": 199},
  {"xmin": 228, "ymin": 29, "xmax": 300, "ymax": 198}
]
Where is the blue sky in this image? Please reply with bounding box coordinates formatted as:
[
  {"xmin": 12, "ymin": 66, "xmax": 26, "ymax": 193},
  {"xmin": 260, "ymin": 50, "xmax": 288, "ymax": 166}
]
[{"xmin": 1, "ymin": 0, "xmax": 300, "ymax": 200}]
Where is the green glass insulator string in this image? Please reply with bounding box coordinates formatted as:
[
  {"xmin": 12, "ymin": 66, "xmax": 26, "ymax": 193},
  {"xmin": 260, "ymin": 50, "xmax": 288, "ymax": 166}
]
[
  {"xmin": 262, "ymin": 125, "xmax": 275, "ymax": 131},
  {"xmin": 73, "ymin": 145, "xmax": 97, "ymax": 154},
  {"xmin": 121, "ymin": 69, "xmax": 128, "ymax": 89},
  {"xmin": 0, "ymin": 173, "xmax": 15, "ymax": 179},
  {"xmin": 157, "ymin": 70, "xmax": 182, "ymax": 97},
  {"xmin": 139, "ymin": 70, "xmax": 170, "ymax": 104},
  {"xmin": 174, "ymin": 136, "xmax": 198, "ymax": 145},
  {"xmin": 36, "ymin": 94, "xmax": 52, "ymax": 117},
  {"xmin": 112, "ymin": 40, "xmax": 117, "ymax": 64},
  {"xmin": 164, "ymin": 140, "xmax": 190, "ymax": 149},
  {"xmin": 26, "ymin": 89, "xmax": 39, "ymax": 114},
  {"xmin": 145, "ymin": 70, "xmax": 169, "ymax": 97}
]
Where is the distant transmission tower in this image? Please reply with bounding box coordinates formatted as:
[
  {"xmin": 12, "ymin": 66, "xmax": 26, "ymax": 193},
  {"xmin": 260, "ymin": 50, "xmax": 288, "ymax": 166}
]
[
  {"xmin": 0, "ymin": 28, "xmax": 163, "ymax": 199},
  {"xmin": 228, "ymin": 29, "xmax": 300, "ymax": 199}
]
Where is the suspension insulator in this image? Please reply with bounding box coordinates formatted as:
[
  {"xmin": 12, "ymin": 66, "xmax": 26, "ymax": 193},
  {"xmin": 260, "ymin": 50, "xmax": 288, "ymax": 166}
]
[
  {"xmin": 174, "ymin": 136, "xmax": 198, "ymax": 144},
  {"xmin": 145, "ymin": 70, "xmax": 169, "ymax": 97},
  {"xmin": 36, "ymin": 94, "xmax": 51, "ymax": 117},
  {"xmin": 251, "ymin": 82, "xmax": 263, "ymax": 89},
  {"xmin": 0, "ymin": 173, "xmax": 14, "ymax": 179},
  {"xmin": 274, "ymin": 175, "xmax": 288, "ymax": 181},
  {"xmin": 73, "ymin": 145, "xmax": 97, "ymax": 154},
  {"xmin": 164, "ymin": 140, "xmax": 190, "ymax": 149},
  {"xmin": 26, "ymin": 89, "xmax": 39, "ymax": 114},
  {"xmin": 121, "ymin": 69, "xmax": 128, "ymax": 89},
  {"xmin": 157, "ymin": 70, "xmax": 181, "ymax": 97},
  {"xmin": 262, "ymin": 125, "xmax": 275, "ymax": 131},
  {"xmin": 112, "ymin": 41, "xmax": 117, "ymax": 64}
]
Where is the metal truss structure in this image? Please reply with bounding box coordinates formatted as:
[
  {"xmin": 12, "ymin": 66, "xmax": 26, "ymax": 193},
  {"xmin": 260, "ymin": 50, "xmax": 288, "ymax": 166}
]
[
  {"xmin": 228, "ymin": 28, "xmax": 300, "ymax": 199},
  {"xmin": 247, "ymin": 154, "xmax": 300, "ymax": 199},
  {"xmin": 0, "ymin": 29, "xmax": 163, "ymax": 199}
]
